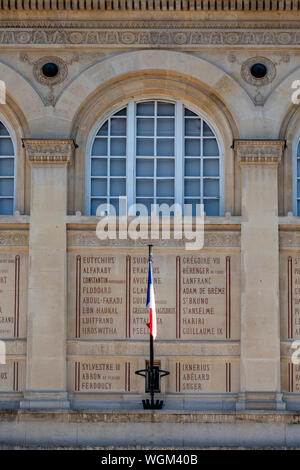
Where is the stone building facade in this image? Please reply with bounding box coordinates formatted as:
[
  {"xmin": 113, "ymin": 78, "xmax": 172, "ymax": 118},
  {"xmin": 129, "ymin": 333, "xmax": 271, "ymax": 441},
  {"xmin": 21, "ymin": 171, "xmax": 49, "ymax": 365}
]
[{"xmin": 1, "ymin": 1, "xmax": 300, "ymax": 447}]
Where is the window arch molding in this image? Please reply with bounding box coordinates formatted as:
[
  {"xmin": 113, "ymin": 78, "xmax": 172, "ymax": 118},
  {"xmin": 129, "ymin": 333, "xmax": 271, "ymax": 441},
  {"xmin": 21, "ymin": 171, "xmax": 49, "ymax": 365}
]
[
  {"xmin": 292, "ymin": 128, "xmax": 300, "ymax": 215},
  {"xmin": 85, "ymin": 97, "xmax": 225, "ymax": 217},
  {"xmin": 279, "ymin": 104, "xmax": 300, "ymax": 216},
  {"xmin": 0, "ymin": 97, "xmax": 29, "ymax": 216},
  {"xmin": 0, "ymin": 113, "xmax": 17, "ymax": 215}
]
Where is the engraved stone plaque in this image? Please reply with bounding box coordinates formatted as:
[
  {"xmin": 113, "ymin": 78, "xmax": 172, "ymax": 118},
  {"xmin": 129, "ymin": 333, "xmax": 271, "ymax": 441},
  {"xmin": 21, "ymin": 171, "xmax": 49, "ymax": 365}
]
[
  {"xmin": 282, "ymin": 360, "xmax": 300, "ymax": 393},
  {"xmin": 0, "ymin": 253, "xmax": 28, "ymax": 339},
  {"xmin": 0, "ymin": 360, "xmax": 25, "ymax": 392},
  {"xmin": 168, "ymin": 358, "xmax": 239, "ymax": 393},
  {"xmin": 68, "ymin": 250, "xmax": 240, "ymax": 341},
  {"xmin": 68, "ymin": 253, "xmax": 126, "ymax": 339},
  {"xmin": 68, "ymin": 359, "xmax": 138, "ymax": 393},
  {"xmin": 280, "ymin": 253, "xmax": 300, "ymax": 339}
]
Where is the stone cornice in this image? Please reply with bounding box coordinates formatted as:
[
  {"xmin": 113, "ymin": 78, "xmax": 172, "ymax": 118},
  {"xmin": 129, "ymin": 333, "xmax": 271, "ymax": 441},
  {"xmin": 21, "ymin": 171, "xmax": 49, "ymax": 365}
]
[
  {"xmin": 23, "ymin": 139, "xmax": 75, "ymax": 165},
  {"xmin": 0, "ymin": 0, "xmax": 299, "ymax": 12},
  {"xmin": 234, "ymin": 140, "xmax": 285, "ymax": 165},
  {"xmin": 0, "ymin": 20, "xmax": 300, "ymax": 46}
]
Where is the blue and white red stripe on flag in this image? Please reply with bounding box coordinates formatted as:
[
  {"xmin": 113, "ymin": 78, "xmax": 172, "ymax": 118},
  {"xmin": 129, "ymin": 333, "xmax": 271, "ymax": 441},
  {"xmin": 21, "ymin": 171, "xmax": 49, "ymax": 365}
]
[{"xmin": 146, "ymin": 259, "xmax": 157, "ymax": 340}]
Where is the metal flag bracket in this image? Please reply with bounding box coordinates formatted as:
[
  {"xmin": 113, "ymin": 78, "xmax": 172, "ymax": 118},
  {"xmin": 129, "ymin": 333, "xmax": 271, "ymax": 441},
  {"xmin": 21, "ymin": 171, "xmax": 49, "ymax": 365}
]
[{"xmin": 135, "ymin": 367, "xmax": 170, "ymax": 409}]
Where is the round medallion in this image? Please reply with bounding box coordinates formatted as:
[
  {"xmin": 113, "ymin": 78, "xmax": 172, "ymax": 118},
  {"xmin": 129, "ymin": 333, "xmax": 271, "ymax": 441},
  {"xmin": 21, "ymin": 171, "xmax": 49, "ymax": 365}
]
[
  {"xmin": 241, "ymin": 57, "xmax": 276, "ymax": 86},
  {"xmin": 33, "ymin": 56, "xmax": 68, "ymax": 86}
]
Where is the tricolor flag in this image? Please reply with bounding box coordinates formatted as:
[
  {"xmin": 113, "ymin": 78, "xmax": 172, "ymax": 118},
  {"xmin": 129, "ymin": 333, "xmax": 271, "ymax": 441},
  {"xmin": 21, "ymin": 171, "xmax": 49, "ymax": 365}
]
[{"xmin": 146, "ymin": 259, "xmax": 157, "ymax": 340}]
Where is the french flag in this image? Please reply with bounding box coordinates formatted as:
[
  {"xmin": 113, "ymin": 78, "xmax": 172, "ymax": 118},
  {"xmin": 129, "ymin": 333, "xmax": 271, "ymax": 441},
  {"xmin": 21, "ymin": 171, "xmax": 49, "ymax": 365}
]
[{"xmin": 146, "ymin": 259, "xmax": 157, "ymax": 340}]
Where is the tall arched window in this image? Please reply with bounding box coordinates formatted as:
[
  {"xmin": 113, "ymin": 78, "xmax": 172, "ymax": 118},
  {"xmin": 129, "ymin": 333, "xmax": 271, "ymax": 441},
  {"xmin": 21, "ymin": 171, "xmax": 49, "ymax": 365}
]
[
  {"xmin": 87, "ymin": 100, "xmax": 223, "ymax": 216},
  {"xmin": 0, "ymin": 121, "xmax": 15, "ymax": 215}
]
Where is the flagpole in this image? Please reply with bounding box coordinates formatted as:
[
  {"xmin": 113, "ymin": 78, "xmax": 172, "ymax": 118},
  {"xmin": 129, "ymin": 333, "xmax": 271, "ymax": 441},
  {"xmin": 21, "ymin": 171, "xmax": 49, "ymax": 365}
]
[
  {"xmin": 135, "ymin": 245, "xmax": 170, "ymax": 409},
  {"xmin": 148, "ymin": 245, "xmax": 155, "ymax": 407}
]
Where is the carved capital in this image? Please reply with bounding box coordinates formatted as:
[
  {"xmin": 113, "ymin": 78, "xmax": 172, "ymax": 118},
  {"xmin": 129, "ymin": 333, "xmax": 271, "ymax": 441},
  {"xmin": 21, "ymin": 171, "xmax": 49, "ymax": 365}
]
[
  {"xmin": 23, "ymin": 139, "xmax": 75, "ymax": 165},
  {"xmin": 234, "ymin": 140, "xmax": 285, "ymax": 165}
]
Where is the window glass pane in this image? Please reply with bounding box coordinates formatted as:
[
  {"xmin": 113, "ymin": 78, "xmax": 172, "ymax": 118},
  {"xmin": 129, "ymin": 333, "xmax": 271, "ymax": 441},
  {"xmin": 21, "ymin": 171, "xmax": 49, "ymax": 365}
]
[
  {"xmin": 157, "ymin": 102, "xmax": 175, "ymax": 116},
  {"xmin": 203, "ymin": 159, "xmax": 219, "ymax": 177},
  {"xmin": 157, "ymin": 159, "xmax": 174, "ymax": 177},
  {"xmin": 136, "ymin": 179, "xmax": 153, "ymax": 197},
  {"xmin": 110, "ymin": 158, "xmax": 126, "ymax": 176},
  {"xmin": 203, "ymin": 122, "xmax": 214, "ymax": 136},
  {"xmin": 110, "ymin": 198, "xmax": 121, "ymax": 216},
  {"xmin": 156, "ymin": 200, "xmax": 175, "ymax": 208},
  {"xmin": 137, "ymin": 118, "xmax": 154, "ymax": 136},
  {"xmin": 185, "ymin": 159, "xmax": 200, "ymax": 177},
  {"xmin": 184, "ymin": 199, "xmax": 201, "ymax": 216},
  {"xmin": 110, "ymin": 178, "xmax": 126, "ymax": 196},
  {"xmin": 298, "ymin": 200, "xmax": 300, "ymax": 216},
  {"xmin": 0, "ymin": 138, "xmax": 14, "ymax": 156},
  {"xmin": 203, "ymin": 179, "xmax": 219, "ymax": 197},
  {"xmin": 157, "ymin": 180, "xmax": 174, "ymax": 197},
  {"xmin": 114, "ymin": 108, "xmax": 127, "ymax": 116},
  {"xmin": 184, "ymin": 108, "xmax": 197, "ymax": 117},
  {"xmin": 157, "ymin": 139, "xmax": 174, "ymax": 157},
  {"xmin": 135, "ymin": 198, "xmax": 153, "ymax": 213},
  {"xmin": 157, "ymin": 118, "xmax": 174, "ymax": 136},
  {"xmin": 136, "ymin": 102, "xmax": 154, "ymax": 116},
  {"xmin": 204, "ymin": 199, "xmax": 219, "ymax": 216},
  {"xmin": 0, "ymin": 198, "xmax": 13, "ymax": 215},
  {"xmin": 203, "ymin": 138, "xmax": 219, "ymax": 156},
  {"xmin": 297, "ymin": 160, "xmax": 300, "ymax": 178},
  {"xmin": 89, "ymin": 101, "xmax": 222, "ymax": 217},
  {"xmin": 185, "ymin": 118, "xmax": 201, "ymax": 137},
  {"xmin": 136, "ymin": 159, "xmax": 154, "ymax": 177},
  {"xmin": 0, "ymin": 158, "xmax": 14, "ymax": 176},
  {"xmin": 0, "ymin": 123, "xmax": 9, "ymax": 136},
  {"xmin": 91, "ymin": 159, "xmax": 107, "ymax": 176},
  {"xmin": 96, "ymin": 121, "xmax": 108, "ymax": 136},
  {"xmin": 0, "ymin": 179, "xmax": 13, "ymax": 196},
  {"xmin": 185, "ymin": 139, "xmax": 200, "ymax": 157},
  {"xmin": 297, "ymin": 181, "xmax": 300, "ymax": 197},
  {"xmin": 184, "ymin": 179, "xmax": 200, "ymax": 197},
  {"xmin": 92, "ymin": 139, "xmax": 107, "ymax": 156},
  {"xmin": 111, "ymin": 138, "xmax": 126, "ymax": 156},
  {"xmin": 91, "ymin": 198, "xmax": 107, "ymax": 216},
  {"xmin": 91, "ymin": 179, "xmax": 107, "ymax": 197},
  {"xmin": 136, "ymin": 138, "xmax": 154, "ymax": 156},
  {"xmin": 111, "ymin": 118, "xmax": 126, "ymax": 136}
]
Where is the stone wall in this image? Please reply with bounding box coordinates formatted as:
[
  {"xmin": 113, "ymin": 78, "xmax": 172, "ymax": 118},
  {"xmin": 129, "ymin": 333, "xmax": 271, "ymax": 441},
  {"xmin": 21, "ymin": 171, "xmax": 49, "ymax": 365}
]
[{"xmin": 0, "ymin": 9, "xmax": 300, "ymax": 438}]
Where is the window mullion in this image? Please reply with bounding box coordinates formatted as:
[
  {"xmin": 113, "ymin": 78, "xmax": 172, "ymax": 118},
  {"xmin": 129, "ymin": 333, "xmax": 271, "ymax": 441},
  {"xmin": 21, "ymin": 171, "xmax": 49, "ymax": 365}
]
[
  {"xmin": 107, "ymin": 117, "xmax": 111, "ymax": 209},
  {"xmin": 200, "ymin": 118, "xmax": 204, "ymax": 209},
  {"xmin": 127, "ymin": 101, "xmax": 135, "ymax": 210},
  {"xmin": 154, "ymin": 101, "xmax": 157, "ymax": 205},
  {"xmin": 175, "ymin": 101, "xmax": 183, "ymax": 208}
]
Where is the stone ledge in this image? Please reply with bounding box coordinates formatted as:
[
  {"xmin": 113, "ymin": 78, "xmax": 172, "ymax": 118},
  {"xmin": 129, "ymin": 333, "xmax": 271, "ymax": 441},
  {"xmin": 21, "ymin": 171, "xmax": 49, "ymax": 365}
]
[
  {"xmin": 1, "ymin": 410, "xmax": 300, "ymax": 423},
  {"xmin": 2, "ymin": 410, "xmax": 300, "ymax": 447}
]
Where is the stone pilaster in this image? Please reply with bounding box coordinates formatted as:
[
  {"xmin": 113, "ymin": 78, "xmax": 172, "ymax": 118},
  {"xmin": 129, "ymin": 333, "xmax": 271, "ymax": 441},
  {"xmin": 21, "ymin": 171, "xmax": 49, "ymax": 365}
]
[
  {"xmin": 234, "ymin": 140, "xmax": 285, "ymax": 411},
  {"xmin": 20, "ymin": 140, "xmax": 75, "ymax": 410}
]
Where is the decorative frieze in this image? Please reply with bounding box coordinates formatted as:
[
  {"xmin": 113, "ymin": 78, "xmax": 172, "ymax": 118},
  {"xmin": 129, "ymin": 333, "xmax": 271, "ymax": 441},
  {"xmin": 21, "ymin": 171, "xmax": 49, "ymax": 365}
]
[
  {"xmin": 280, "ymin": 231, "xmax": 300, "ymax": 249},
  {"xmin": 0, "ymin": 0, "xmax": 299, "ymax": 12},
  {"xmin": 0, "ymin": 232, "xmax": 28, "ymax": 247},
  {"xmin": 23, "ymin": 139, "xmax": 75, "ymax": 164},
  {"xmin": 67, "ymin": 230, "xmax": 241, "ymax": 248},
  {"xmin": 234, "ymin": 140, "xmax": 285, "ymax": 165},
  {"xmin": 1, "ymin": 22, "xmax": 300, "ymax": 47}
]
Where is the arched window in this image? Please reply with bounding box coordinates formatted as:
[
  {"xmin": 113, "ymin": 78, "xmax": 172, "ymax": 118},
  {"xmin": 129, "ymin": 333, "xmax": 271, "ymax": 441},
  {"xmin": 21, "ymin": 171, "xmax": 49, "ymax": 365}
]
[
  {"xmin": 0, "ymin": 121, "xmax": 15, "ymax": 215},
  {"xmin": 87, "ymin": 100, "xmax": 223, "ymax": 216}
]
